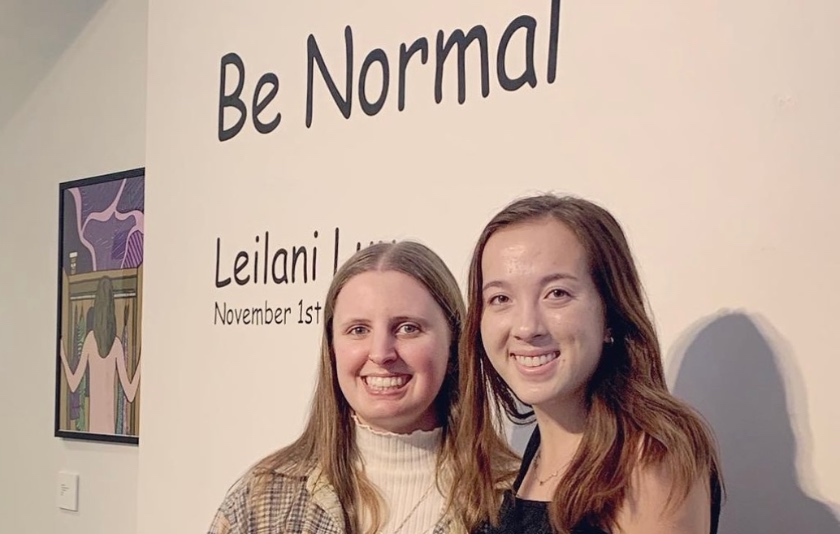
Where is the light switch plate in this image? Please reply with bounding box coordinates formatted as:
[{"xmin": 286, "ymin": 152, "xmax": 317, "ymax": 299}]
[{"xmin": 57, "ymin": 471, "xmax": 79, "ymax": 511}]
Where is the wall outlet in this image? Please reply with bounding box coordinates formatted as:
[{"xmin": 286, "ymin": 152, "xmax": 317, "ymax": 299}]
[{"xmin": 57, "ymin": 471, "xmax": 79, "ymax": 511}]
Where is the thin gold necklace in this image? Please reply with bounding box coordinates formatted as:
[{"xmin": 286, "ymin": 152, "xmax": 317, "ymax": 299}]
[
  {"xmin": 390, "ymin": 482, "xmax": 436, "ymax": 534},
  {"xmin": 533, "ymin": 449, "xmax": 569, "ymax": 486}
]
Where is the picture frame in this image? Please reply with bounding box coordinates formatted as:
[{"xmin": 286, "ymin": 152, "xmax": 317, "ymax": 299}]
[{"xmin": 54, "ymin": 167, "xmax": 144, "ymax": 444}]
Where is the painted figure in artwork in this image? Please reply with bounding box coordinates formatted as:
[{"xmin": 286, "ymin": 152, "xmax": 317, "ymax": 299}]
[
  {"xmin": 60, "ymin": 276, "xmax": 141, "ymax": 435},
  {"xmin": 57, "ymin": 172, "xmax": 144, "ymax": 438}
]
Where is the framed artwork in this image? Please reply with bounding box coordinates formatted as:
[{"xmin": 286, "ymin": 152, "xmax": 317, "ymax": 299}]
[{"xmin": 54, "ymin": 168, "xmax": 144, "ymax": 444}]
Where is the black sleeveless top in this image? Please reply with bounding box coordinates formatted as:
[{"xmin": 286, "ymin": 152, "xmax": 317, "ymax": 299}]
[
  {"xmin": 474, "ymin": 428, "xmax": 607, "ymax": 534},
  {"xmin": 474, "ymin": 428, "xmax": 721, "ymax": 534}
]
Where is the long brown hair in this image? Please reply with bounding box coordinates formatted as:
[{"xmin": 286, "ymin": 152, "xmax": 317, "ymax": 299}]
[
  {"xmin": 252, "ymin": 240, "xmax": 465, "ymax": 534},
  {"xmin": 455, "ymin": 194, "xmax": 723, "ymax": 533},
  {"xmin": 93, "ymin": 276, "xmax": 116, "ymax": 357}
]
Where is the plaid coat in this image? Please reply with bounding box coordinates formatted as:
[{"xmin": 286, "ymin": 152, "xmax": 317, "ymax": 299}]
[{"xmin": 207, "ymin": 464, "xmax": 460, "ymax": 534}]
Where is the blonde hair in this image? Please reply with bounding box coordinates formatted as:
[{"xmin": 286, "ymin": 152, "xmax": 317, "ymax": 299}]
[
  {"xmin": 253, "ymin": 240, "xmax": 465, "ymax": 534},
  {"xmin": 454, "ymin": 194, "xmax": 723, "ymax": 533}
]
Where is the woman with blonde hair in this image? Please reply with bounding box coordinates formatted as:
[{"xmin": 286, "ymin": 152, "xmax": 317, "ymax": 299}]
[
  {"xmin": 455, "ymin": 194, "xmax": 723, "ymax": 534},
  {"xmin": 208, "ymin": 240, "xmax": 466, "ymax": 534}
]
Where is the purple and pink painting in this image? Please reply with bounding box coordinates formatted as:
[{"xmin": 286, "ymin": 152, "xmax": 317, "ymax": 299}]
[{"xmin": 55, "ymin": 168, "xmax": 144, "ymax": 444}]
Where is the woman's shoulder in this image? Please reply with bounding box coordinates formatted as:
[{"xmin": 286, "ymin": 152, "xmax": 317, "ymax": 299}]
[
  {"xmin": 614, "ymin": 452, "xmax": 716, "ymax": 534},
  {"xmin": 207, "ymin": 465, "xmax": 313, "ymax": 534}
]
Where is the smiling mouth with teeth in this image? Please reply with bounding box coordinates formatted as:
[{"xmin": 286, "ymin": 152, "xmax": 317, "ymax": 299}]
[
  {"xmin": 363, "ymin": 375, "xmax": 409, "ymax": 390},
  {"xmin": 512, "ymin": 352, "xmax": 560, "ymax": 368}
]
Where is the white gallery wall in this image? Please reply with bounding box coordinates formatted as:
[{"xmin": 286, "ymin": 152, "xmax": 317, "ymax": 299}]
[
  {"xmin": 0, "ymin": 0, "xmax": 146, "ymax": 533},
  {"xmin": 1, "ymin": 1, "xmax": 838, "ymax": 534},
  {"xmin": 139, "ymin": 1, "xmax": 840, "ymax": 533}
]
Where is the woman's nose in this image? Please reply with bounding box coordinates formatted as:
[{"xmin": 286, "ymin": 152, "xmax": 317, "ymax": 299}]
[
  {"xmin": 367, "ymin": 331, "xmax": 398, "ymax": 365},
  {"xmin": 513, "ymin": 303, "xmax": 548, "ymax": 342}
]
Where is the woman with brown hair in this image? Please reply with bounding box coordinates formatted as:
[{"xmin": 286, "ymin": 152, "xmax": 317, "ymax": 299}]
[
  {"xmin": 59, "ymin": 275, "xmax": 141, "ymax": 435},
  {"xmin": 454, "ymin": 194, "xmax": 723, "ymax": 534},
  {"xmin": 208, "ymin": 241, "xmax": 466, "ymax": 534}
]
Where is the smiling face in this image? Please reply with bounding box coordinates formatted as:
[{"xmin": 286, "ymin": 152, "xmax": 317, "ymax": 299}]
[
  {"xmin": 479, "ymin": 218, "xmax": 608, "ymax": 411},
  {"xmin": 332, "ymin": 270, "xmax": 451, "ymax": 434}
]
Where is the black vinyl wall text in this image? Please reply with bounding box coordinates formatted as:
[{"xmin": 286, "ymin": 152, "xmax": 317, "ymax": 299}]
[{"xmin": 217, "ymin": 0, "xmax": 561, "ymax": 140}]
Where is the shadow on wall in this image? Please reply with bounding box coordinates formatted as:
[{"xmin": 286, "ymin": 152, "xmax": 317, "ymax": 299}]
[
  {"xmin": 669, "ymin": 311, "xmax": 840, "ymax": 534},
  {"xmin": 508, "ymin": 417, "xmax": 535, "ymax": 457},
  {"xmin": 0, "ymin": 0, "xmax": 106, "ymax": 128}
]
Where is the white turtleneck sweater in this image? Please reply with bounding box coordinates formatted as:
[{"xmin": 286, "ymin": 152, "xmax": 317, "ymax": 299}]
[{"xmin": 354, "ymin": 416, "xmax": 446, "ymax": 534}]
